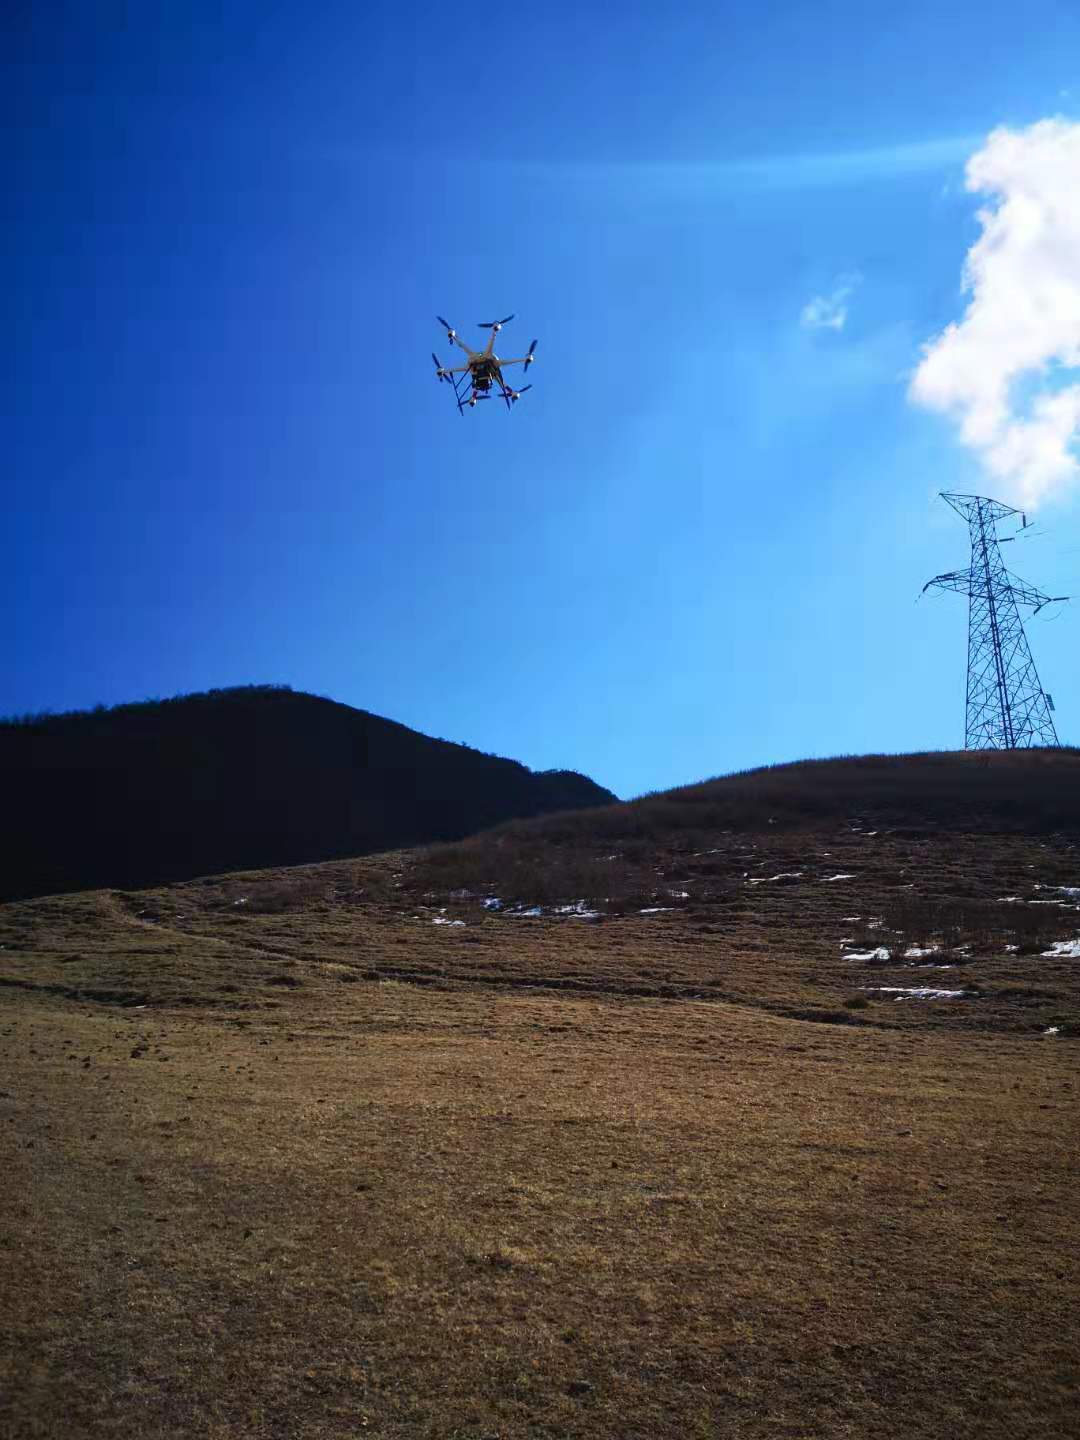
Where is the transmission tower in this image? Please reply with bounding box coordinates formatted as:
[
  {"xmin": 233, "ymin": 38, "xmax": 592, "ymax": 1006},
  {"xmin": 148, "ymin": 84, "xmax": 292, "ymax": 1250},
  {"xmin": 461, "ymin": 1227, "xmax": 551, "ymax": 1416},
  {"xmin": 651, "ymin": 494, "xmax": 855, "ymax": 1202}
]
[{"xmin": 923, "ymin": 492, "xmax": 1068, "ymax": 750}]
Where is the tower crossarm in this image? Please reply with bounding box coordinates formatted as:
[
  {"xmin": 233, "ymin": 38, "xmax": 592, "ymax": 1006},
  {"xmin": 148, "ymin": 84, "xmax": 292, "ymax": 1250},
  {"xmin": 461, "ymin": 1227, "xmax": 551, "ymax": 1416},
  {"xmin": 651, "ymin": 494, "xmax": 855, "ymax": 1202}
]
[
  {"xmin": 922, "ymin": 568, "xmax": 974, "ymax": 597},
  {"xmin": 941, "ymin": 491, "xmax": 1022, "ymax": 525},
  {"xmin": 1003, "ymin": 572, "xmax": 1068, "ymax": 613}
]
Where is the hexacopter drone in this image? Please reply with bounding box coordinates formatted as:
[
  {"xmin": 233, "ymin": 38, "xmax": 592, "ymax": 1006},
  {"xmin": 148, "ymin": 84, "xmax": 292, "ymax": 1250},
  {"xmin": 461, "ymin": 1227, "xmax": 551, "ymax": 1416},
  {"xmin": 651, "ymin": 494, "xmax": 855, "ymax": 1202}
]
[{"xmin": 431, "ymin": 313, "xmax": 538, "ymax": 413}]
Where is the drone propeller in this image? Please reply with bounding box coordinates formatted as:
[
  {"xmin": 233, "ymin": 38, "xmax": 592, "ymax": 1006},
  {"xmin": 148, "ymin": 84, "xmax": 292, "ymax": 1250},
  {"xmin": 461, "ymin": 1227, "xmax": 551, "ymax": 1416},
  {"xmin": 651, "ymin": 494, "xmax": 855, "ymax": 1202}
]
[
  {"xmin": 431, "ymin": 352, "xmax": 448, "ymax": 381},
  {"xmin": 525, "ymin": 339, "xmax": 538, "ymax": 366},
  {"xmin": 510, "ymin": 384, "xmax": 532, "ymax": 402},
  {"xmin": 436, "ymin": 315, "xmax": 458, "ymax": 343},
  {"xmin": 478, "ymin": 313, "xmax": 514, "ymax": 329}
]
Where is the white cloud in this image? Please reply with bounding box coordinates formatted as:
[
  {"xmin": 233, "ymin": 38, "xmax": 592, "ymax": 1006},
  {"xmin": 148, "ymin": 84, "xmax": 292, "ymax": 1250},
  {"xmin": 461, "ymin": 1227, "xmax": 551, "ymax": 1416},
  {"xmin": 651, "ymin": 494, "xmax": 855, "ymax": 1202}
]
[
  {"xmin": 801, "ymin": 273, "xmax": 862, "ymax": 332},
  {"xmin": 518, "ymin": 135, "xmax": 976, "ymax": 206},
  {"xmin": 910, "ymin": 118, "xmax": 1080, "ymax": 509}
]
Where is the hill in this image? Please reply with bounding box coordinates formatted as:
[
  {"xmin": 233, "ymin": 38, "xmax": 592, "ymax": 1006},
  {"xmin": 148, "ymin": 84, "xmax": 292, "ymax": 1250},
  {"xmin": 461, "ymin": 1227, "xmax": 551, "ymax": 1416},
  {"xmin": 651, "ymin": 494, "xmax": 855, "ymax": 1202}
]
[
  {"xmin": 1, "ymin": 745, "xmax": 1077, "ymax": 1439},
  {"xmin": 0, "ymin": 684, "xmax": 615, "ymax": 900},
  {"xmin": 415, "ymin": 746, "xmax": 1080, "ymax": 905}
]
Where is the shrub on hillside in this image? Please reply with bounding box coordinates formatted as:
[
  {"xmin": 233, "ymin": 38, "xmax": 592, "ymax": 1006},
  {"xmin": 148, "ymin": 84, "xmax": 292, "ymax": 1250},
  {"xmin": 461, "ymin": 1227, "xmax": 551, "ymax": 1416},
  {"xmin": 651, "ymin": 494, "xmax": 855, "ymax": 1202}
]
[{"xmin": 858, "ymin": 896, "xmax": 1078, "ymax": 954}]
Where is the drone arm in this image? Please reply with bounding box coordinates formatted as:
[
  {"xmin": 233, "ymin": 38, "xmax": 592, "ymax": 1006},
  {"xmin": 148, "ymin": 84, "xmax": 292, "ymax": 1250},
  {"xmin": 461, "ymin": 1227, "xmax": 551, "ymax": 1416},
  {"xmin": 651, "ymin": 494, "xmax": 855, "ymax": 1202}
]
[{"xmin": 495, "ymin": 356, "xmax": 527, "ymax": 367}]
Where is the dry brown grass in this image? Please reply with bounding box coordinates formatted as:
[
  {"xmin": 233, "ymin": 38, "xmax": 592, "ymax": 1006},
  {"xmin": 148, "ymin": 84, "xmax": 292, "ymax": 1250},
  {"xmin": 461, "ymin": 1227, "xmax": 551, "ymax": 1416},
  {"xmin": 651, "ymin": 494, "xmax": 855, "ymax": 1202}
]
[{"xmin": 2, "ymin": 811, "xmax": 1079, "ymax": 1438}]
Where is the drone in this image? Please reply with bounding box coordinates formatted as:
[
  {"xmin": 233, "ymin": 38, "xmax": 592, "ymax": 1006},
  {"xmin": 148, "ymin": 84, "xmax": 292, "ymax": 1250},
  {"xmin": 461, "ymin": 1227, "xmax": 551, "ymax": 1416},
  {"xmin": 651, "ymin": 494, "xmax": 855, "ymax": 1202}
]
[{"xmin": 431, "ymin": 313, "xmax": 538, "ymax": 413}]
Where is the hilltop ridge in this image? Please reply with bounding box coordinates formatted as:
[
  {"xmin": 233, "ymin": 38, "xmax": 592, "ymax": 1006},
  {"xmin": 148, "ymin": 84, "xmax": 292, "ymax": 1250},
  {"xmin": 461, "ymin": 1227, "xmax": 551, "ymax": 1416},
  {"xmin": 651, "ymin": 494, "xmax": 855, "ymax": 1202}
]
[
  {"xmin": 1, "ymin": 684, "xmax": 615, "ymax": 900},
  {"xmin": 414, "ymin": 746, "xmax": 1080, "ymax": 911}
]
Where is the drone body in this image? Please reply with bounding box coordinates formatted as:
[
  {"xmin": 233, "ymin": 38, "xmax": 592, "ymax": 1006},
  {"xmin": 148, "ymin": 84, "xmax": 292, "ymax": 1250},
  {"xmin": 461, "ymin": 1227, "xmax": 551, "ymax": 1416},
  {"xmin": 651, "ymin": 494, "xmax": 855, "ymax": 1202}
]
[{"xmin": 431, "ymin": 314, "xmax": 537, "ymax": 413}]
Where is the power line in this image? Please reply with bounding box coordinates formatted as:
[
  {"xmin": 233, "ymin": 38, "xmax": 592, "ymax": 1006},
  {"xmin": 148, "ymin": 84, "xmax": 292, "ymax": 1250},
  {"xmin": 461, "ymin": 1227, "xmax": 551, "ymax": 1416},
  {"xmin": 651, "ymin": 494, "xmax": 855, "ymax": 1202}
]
[{"xmin": 923, "ymin": 492, "xmax": 1069, "ymax": 749}]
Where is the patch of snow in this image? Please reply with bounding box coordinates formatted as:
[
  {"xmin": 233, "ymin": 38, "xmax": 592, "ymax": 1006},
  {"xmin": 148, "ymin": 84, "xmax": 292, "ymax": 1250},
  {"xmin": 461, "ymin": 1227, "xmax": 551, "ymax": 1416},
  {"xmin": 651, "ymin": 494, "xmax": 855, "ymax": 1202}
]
[
  {"xmin": 554, "ymin": 901, "xmax": 601, "ymax": 920},
  {"xmin": 233, "ymin": 897, "xmax": 248, "ymax": 906},
  {"xmin": 511, "ymin": 906, "xmax": 543, "ymax": 919},
  {"xmin": 997, "ymin": 896, "xmax": 1022, "ymax": 903},
  {"xmin": 432, "ymin": 916, "xmax": 465, "ymax": 927},
  {"xmin": 481, "ymin": 897, "xmax": 502, "ymax": 911},
  {"xmin": 903, "ymin": 946, "xmax": 938, "ymax": 959},
  {"xmin": 845, "ymin": 947, "xmax": 891, "ymax": 962},
  {"xmin": 1044, "ymin": 1026, "xmax": 1061, "ymax": 1036},
  {"xmin": 667, "ymin": 889, "xmax": 690, "ymax": 899},
  {"xmin": 869, "ymin": 987, "xmax": 966, "ymax": 1000},
  {"xmin": 640, "ymin": 907, "xmax": 673, "ymax": 914},
  {"xmin": 1042, "ymin": 939, "xmax": 1080, "ymax": 958},
  {"xmin": 747, "ymin": 872, "xmax": 804, "ymax": 885},
  {"xmin": 841, "ymin": 916, "xmax": 863, "ymax": 922},
  {"xmin": 822, "ymin": 874, "xmax": 856, "ymax": 882}
]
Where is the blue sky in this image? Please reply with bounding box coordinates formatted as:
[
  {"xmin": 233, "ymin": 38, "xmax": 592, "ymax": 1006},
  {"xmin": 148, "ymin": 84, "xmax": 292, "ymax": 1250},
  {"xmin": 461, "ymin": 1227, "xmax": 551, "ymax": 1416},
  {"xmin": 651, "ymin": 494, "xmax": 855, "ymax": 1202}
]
[{"xmin": 7, "ymin": 1, "xmax": 1080, "ymax": 798}]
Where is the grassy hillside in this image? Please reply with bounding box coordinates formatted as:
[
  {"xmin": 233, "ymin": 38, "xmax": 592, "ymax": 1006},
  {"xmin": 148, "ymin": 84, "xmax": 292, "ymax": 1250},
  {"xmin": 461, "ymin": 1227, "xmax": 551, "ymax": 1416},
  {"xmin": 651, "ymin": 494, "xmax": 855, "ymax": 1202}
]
[
  {"xmin": 2, "ymin": 744, "xmax": 1078, "ymax": 1439},
  {"xmin": 416, "ymin": 748, "xmax": 1080, "ymax": 906},
  {"xmin": 0, "ymin": 685, "xmax": 614, "ymax": 900}
]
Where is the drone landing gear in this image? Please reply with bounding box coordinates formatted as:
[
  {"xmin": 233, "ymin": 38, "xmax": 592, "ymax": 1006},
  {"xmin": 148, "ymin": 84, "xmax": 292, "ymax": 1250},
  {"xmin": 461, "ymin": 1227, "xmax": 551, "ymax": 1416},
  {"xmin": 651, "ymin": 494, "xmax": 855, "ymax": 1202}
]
[{"xmin": 453, "ymin": 382, "xmax": 494, "ymax": 412}]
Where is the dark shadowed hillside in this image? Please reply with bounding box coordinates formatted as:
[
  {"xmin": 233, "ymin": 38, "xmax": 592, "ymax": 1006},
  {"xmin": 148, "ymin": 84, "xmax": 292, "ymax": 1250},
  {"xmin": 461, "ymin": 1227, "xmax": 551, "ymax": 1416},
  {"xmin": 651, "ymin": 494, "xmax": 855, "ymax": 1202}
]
[{"xmin": 0, "ymin": 685, "xmax": 615, "ymax": 900}]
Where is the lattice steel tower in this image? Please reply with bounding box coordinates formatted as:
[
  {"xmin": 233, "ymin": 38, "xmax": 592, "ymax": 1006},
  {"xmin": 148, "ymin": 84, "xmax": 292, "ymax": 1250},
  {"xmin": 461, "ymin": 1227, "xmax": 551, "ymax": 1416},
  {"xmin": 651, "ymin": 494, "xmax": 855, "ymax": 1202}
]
[{"xmin": 924, "ymin": 492, "xmax": 1067, "ymax": 750}]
